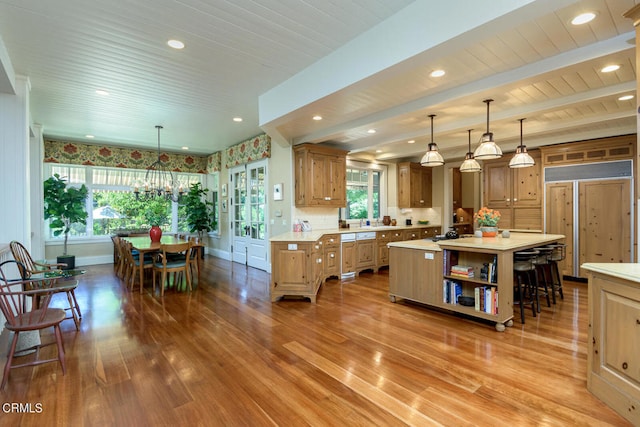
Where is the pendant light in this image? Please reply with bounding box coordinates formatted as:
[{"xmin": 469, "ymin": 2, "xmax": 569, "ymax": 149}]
[
  {"xmin": 473, "ymin": 99, "xmax": 502, "ymax": 160},
  {"xmin": 420, "ymin": 114, "xmax": 444, "ymax": 167},
  {"xmin": 460, "ymin": 129, "xmax": 481, "ymax": 172},
  {"xmin": 509, "ymin": 118, "xmax": 535, "ymax": 168}
]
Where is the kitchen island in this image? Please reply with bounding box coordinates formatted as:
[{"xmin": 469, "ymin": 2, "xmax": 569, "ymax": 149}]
[{"xmin": 388, "ymin": 232, "xmax": 565, "ymax": 331}]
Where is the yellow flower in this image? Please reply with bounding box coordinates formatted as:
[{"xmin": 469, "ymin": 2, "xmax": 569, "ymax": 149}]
[{"xmin": 474, "ymin": 207, "xmax": 501, "ymax": 227}]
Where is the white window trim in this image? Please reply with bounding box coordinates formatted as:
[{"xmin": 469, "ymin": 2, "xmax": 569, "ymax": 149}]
[{"xmin": 341, "ymin": 160, "xmax": 388, "ymax": 224}]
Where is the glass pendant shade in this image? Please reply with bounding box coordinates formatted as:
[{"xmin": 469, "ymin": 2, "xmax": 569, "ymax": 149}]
[
  {"xmin": 421, "ymin": 114, "xmax": 444, "ymax": 167},
  {"xmin": 473, "ymin": 99, "xmax": 502, "ymax": 160},
  {"xmin": 460, "ymin": 129, "xmax": 481, "ymax": 172},
  {"xmin": 509, "ymin": 118, "xmax": 535, "ymax": 168}
]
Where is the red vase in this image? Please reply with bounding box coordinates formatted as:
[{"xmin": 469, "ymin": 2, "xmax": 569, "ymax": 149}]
[{"xmin": 149, "ymin": 225, "xmax": 162, "ymax": 243}]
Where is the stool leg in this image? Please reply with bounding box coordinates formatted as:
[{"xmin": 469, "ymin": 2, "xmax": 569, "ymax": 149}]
[
  {"xmin": 551, "ymin": 261, "xmax": 564, "ymax": 300},
  {"xmin": 515, "ymin": 273, "xmax": 526, "ymax": 324}
]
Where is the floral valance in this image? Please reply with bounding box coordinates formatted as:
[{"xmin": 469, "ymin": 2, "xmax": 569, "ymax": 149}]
[
  {"xmin": 225, "ymin": 134, "xmax": 271, "ymax": 168},
  {"xmin": 207, "ymin": 151, "xmax": 222, "ymax": 173},
  {"xmin": 44, "ymin": 139, "xmax": 208, "ymax": 174}
]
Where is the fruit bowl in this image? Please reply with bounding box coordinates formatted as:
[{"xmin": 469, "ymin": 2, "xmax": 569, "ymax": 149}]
[{"xmin": 417, "ymin": 220, "xmax": 429, "ymax": 225}]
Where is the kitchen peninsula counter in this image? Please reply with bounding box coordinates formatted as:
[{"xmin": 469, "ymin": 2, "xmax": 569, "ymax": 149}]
[{"xmin": 388, "ymin": 232, "xmax": 565, "ymax": 331}]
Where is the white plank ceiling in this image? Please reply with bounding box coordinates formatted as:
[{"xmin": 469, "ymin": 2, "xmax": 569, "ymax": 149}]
[{"xmin": 0, "ymin": 0, "xmax": 637, "ymax": 161}]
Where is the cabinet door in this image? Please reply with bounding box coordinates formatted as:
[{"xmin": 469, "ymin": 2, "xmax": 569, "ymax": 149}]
[
  {"xmin": 342, "ymin": 241, "xmax": 356, "ymax": 274},
  {"xmin": 397, "ymin": 163, "xmax": 411, "ymax": 208},
  {"xmin": 452, "ymin": 168, "xmax": 462, "ymax": 209},
  {"xmin": 356, "ymin": 240, "xmax": 375, "ymax": 268},
  {"xmin": 545, "ymin": 182, "xmax": 574, "ymax": 276},
  {"xmin": 578, "ymin": 179, "xmax": 631, "ymax": 276},
  {"xmin": 484, "ymin": 160, "xmax": 510, "ymax": 208},
  {"xmin": 328, "ymin": 155, "xmax": 346, "ymax": 206},
  {"xmin": 324, "ymin": 248, "xmax": 340, "ymax": 277},
  {"xmin": 272, "ymin": 246, "xmax": 309, "ymax": 291},
  {"xmin": 420, "ymin": 167, "xmax": 432, "ymax": 207},
  {"xmin": 410, "ymin": 166, "xmax": 424, "ymax": 207},
  {"xmin": 513, "ymin": 152, "xmax": 541, "ymax": 207},
  {"xmin": 309, "ymin": 152, "xmax": 328, "ymax": 205},
  {"xmin": 377, "ymin": 243, "xmax": 389, "ymax": 267}
]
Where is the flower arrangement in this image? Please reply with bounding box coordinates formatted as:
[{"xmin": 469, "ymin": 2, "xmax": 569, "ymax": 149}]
[{"xmin": 474, "ymin": 207, "xmax": 501, "ymax": 227}]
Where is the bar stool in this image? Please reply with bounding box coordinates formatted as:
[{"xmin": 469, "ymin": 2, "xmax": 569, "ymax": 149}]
[
  {"xmin": 513, "ymin": 250, "xmax": 539, "ymax": 323},
  {"xmin": 545, "ymin": 243, "xmax": 566, "ymax": 303},
  {"xmin": 532, "ymin": 247, "xmax": 552, "ymax": 311}
]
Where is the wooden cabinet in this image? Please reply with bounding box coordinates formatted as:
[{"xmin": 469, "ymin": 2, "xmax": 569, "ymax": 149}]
[
  {"xmin": 584, "ymin": 265, "xmax": 640, "ymax": 426},
  {"xmin": 376, "ymin": 229, "xmax": 404, "ymax": 270},
  {"xmin": 322, "ymin": 234, "xmax": 340, "ymax": 282},
  {"xmin": 355, "ymin": 238, "xmax": 376, "ymax": 275},
  {"xmin": 483, "ymin": 150, "xmax": 541, "ymax": 230},
  {"xmin": 271, "ymin": 240, "xmax": 323, "ymax": 303},
  {"xmin": 419, "ymin": 227, "xmax": 440, "ymax": 239},
  {"xmin": 294, "ymin": 143, "xmax": 348, "ymax": 207},
  {"xmin": 398, "ymin": 162, "xmax": 432, "ymax": 208},
  {"xmin": 341, "ymin": 241, "xmax": 356, "ymax": 276}
]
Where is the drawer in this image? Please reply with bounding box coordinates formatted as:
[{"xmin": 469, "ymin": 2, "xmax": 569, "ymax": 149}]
[{"xmin": 322, "ymin": 234, "xmax": 341, "ymax": 247}]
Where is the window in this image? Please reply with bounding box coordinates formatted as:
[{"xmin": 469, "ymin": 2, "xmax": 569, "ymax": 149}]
[
  {"xmin": 44, "ymin": 164, "xmax": 210, "ymax": 240},
  {"xmin": 342, "ymin": 161, "xmax": 386, "ymax": 221}
]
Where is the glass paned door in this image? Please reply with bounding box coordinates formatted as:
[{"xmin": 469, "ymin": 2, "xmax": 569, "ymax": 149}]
[{"xmin": 230, "ymin": 159, "xmax": 268, "ymax": 270}]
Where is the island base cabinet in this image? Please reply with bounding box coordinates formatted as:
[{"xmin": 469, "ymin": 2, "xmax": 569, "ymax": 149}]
[
  {"xmin": 587, "ymin": 272, "xmax": 640, "ymax": 426},
  {"xmin": 389, "ymin": 247, "xmax": 442, "ymax": 305},
  {"xmin": 389, "ymin": 245, "xmax": 516, "ymax": 331}
]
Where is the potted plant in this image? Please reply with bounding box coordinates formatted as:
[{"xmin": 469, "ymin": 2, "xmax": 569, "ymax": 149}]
[
  {"xmin": 43, "ymin": 173, "xmax": 89, "ymax": 269},
  {"xmin": 474, "ymin": 207, "xmax": 501, "ymax": 237},
  {"xmin": 181, "ymin": 183, "xmax": 216, "ymax": 239},
  {"xmin": 144, "ymin": 200, "xmax": 169, "ymax": 242}
]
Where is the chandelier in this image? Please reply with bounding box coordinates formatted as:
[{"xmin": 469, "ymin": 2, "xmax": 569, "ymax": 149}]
[{"xmin": 133, "ymin": 125, "xmax": 184, "ymax": 202}]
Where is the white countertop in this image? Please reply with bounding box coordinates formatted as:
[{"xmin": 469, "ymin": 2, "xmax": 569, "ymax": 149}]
[
  {"xmin": 269, "ymin": 224, "xmax": 442, "ymax": 242},
  {"xmin": 582, "ymin": 263, "xmax": 640, "ymax": 284}
]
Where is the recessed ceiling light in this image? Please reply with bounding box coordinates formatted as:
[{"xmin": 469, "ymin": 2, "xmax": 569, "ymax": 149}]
[
  {"xmin": 312, "ymin": 115, "xmax": 322, "ymax": 121},
  {"xmin": 85, "ymin": 134, "xmax": 95, "ymax": 139},
  {"xmin": 167, "ymin": 39, "xmax": 185, "ymax": 49},
  {"xmin": 619, "ymin": 94, "xmax": 634, "ymax": 101},
  {"xmin": 233, "ymin": 117, "xmax": 243, "ymax": 122},
  {"xmin": 367, "ymin": 129, "xmax": 376, "ymax": 134},
  {"xmin": 430, "ymin": 69, "xmax": 445, "ymax": 78},
  {"xmin": 571, "ymin": 12, "xmax": 596, "ymax": 25},
  {"xmin": 182, "ymin": 146, "xmax": 189, "ymax": 150},
  {"xmin": 601, "ymin": 64, "xmax": 620, "ymax": 73},
  {"xmin": 95, "ymin": 89, "xmax": 109, "ymax": 96},
  {"xmin": 407, "ymin": 140, "xmax": 415, "ymax": 144},
  {"xmin": 375, "ymin": 149, "xmax": 382, "ymax": 153}
]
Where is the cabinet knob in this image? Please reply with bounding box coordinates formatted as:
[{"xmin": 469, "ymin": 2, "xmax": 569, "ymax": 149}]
[
  {"xmin": 506, "ymin": 198, "xmax": 510, "ymax": 202},
  {"xmin": 330, "ymin": 253, "xmax": 335, "ymax": 258},
  {"xmin": 513, "ymin": 198, "xmax": 518, "ymax": 202},
  {"xmin": 420, "ymin": 200, "xmax": 424, "ymax": 203}
]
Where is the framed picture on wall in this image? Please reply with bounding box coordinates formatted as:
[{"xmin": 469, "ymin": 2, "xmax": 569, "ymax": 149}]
[
  {"xmin": 221, "ymin": 183, "xmax": 228, "ymax": 197},
  {"xmin": 221, "ymin": 198, "xmax": 228, "ymax": 213}
]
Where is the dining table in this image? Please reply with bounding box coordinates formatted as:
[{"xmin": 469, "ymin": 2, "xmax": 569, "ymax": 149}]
[{"xmin": 121, "ymin": 235, "xmax": 204, "ymax": 283}]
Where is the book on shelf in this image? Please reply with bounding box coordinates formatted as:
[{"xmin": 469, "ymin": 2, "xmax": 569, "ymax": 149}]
[
  {"xmin": 442, "ymin": 279, "xmax": 462, "ymax": 305},
  {"xmin": 474, "ymin": 286, "xmax": 498, "ymax": 314}
]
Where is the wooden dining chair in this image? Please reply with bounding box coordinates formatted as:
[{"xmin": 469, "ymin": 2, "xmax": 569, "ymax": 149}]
[
  {"xmin": 122, "ymin": 240, "xmax": 154, "ymax": 293},
  {"xmin": 152, "ymin": 242, "xmax": 192, "ymax": 297},
  {"xmin": 0, "ymin": 260, "xmax": 73, "ymax": 390},
  {"xmin": 10, "ymin": 240, "xmax": 81, "ymax": 330}
]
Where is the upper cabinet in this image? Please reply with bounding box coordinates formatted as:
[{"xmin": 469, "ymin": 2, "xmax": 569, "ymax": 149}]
[
  {"xmin": 482, "ymin": 150, "xmax": 542, "ymax": 230},
  {"xmin": 294, "ymin": 143, "xmax": 348, "ymax": 207},
  {"xmin": 398, "ymin": 162, "xmax": 432, "ymax": 208}
]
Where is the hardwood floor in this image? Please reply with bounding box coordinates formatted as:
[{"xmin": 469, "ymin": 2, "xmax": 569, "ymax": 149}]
[{"xmin": 0, "ymin": 257, "xmax": 631, "ymax": 426}]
